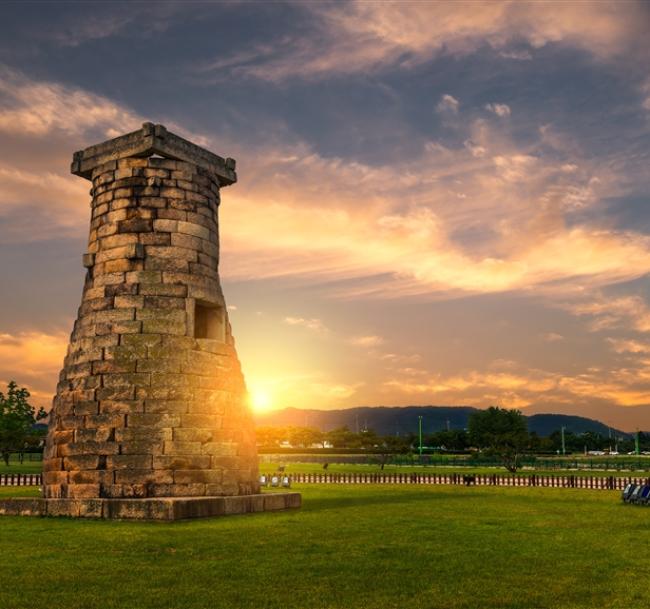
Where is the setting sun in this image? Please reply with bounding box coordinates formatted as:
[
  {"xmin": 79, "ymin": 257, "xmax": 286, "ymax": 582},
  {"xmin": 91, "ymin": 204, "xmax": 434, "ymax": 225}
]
[{"xmin": 250, "ymin": 388, "xmax": 273, "ymax": 413}]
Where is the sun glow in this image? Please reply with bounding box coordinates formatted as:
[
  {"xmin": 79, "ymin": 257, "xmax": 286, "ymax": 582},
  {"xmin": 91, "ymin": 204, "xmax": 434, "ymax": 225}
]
[{"xmin": 250, "ymin": 388, "xmax": 273, "ymax": 413}]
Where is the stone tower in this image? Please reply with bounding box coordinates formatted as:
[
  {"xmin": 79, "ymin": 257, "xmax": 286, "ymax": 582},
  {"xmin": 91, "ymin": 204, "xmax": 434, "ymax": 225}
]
[{"xmin": 43, "ymin": 123, "xmax": 260, "ymax": 502}]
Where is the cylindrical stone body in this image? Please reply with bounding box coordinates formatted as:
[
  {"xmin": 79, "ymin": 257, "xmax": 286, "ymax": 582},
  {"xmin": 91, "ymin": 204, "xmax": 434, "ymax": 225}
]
[{"xmin": 43, "ymin": 156, "xmax": 259, "ymax": 500}]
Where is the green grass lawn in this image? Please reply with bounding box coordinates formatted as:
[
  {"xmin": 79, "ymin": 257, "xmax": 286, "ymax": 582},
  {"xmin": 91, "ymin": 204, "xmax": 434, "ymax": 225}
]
[
  {"xmin": 260, "ymin": 461, "xmax": 648, "ymax": 478},
  {"xmin": 4, "ymin": 455, "xmax": 650, "ymax": 478},
  {"xmin": 0, "ymin": 484, "xmax": 648, "ymax": 609},
  {"xmin": 0, "ymin": 486, "xmax": 40, "ymax": 497},
  {"xmin": 1, "ymin": 456, "xmax": 43, "ymax": 474}
]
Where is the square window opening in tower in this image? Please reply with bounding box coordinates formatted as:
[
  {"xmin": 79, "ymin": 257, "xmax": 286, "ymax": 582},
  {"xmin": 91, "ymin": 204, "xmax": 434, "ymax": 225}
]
[{"xmin": 194, "ymin": 302, "xmax": 225, "ymax": 341}]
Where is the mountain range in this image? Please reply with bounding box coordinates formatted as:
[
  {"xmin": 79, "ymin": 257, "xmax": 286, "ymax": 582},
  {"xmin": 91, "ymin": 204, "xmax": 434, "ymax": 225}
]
[{"xmin": 255, "ymin": 406, "xmax": 631, "ymax": 438}]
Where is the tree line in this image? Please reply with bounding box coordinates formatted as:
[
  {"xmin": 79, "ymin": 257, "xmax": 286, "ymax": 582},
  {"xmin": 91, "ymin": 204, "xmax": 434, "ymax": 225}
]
[{"xmin": 257, "ymin": 407, "xmax": 649, "ymax": 472}]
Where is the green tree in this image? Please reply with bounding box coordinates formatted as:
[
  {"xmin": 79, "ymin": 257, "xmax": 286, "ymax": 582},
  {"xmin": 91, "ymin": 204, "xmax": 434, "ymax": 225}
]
[
  {"xmin": 287, "ymin": 426, "xmax": 324, "ymax": 448},
  {"xmin": 376, "ymin": 435, "xmax": 410, "ymax": 469},
  {"xmin": 468, "ymin": 406, "xmax": 529, "ymax": 472},
  {"xmin": 326, "ymin": 426, "xmax": 358, "ymax": 449},
  {"xmin": 0, "ymin": 381, "xmax": 46, "ymax": 466},
  {"xmin": 358, "ymin": 429, "xmax": 380, "ymax": 450},
  {"xmin": 255, "ymin": 426, "xmax": 286, "ymax": 447},
  {"xmin": 428, "ymin": 429, "xmax": 469, "ymax": 451}
]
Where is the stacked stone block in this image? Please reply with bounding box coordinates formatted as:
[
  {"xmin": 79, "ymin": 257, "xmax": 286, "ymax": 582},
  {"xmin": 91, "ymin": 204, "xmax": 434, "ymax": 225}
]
[{"xmin": 43, "ymin": 124, "xmax": 259, "ymax": 500}]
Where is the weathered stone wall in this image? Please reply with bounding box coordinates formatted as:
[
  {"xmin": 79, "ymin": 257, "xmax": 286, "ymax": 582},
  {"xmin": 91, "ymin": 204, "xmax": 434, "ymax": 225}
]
[{"xmin": 43, "ymin": 154, "xmax": 259, "ymax": 500}]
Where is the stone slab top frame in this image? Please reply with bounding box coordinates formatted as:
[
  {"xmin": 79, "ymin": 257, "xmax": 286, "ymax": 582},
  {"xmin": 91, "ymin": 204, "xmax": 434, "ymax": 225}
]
[{"xmin": 71, "ymin": 122, "xmax": 237, "ymax": 186}]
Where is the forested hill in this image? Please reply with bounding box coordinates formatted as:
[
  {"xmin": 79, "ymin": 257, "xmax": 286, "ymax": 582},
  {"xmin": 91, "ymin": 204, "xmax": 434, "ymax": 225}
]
[{"xmin": 255, "ymin": 406, "xmax": 630, "ymax": 438}]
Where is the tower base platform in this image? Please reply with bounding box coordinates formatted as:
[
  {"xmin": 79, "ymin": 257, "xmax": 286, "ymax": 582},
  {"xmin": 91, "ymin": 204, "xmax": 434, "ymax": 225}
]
[{"xmin": 0, "ymin": 492, "xmax": 301, "ymax": 521}]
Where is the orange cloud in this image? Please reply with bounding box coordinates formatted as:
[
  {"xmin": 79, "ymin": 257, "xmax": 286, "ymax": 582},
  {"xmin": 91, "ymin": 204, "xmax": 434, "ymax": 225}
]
[
  {"xmin": 0, "ymin": 68, "xmax": 214, "ymax": 241},
  {"xmin": 607, "ymin": 338, "xmax": 650, "ymax": 354},
  {"xmin": 283, "ymin": 317, "xmax": 329, "ymax": 335},
  {"xmin": 350, "ymin": 335, "xmax": 385, "ymax": 348},
  {"xmin": 0, "ymin": 66, "xmax": 142, "ymax": 137},
  {"xmin": 541, "ymin": 333, "xmax": 564, "ymax": 343},
  {"xmin": 4, "ymin": 69, "xmax": 645, "ymax": 307},
  {"xmin": 380, "ymin": 361, "xmax": 650, "ymax": 413},
  {"xmin": 220, "ymin": 138, "xmax": 650, "ymax": 300},
  {"xmin": 0, "ymin": 331, "xmax": 68, "ymax": 407},
  {"xmin": 560, "ymin": 296, "xmax": 650, "ymax": 333}
]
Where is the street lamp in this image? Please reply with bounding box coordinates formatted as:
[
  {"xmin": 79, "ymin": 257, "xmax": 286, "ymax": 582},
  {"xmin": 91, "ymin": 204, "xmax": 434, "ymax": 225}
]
[{"xmin": 418, "ymin": 415, "xmax": 423, "ymax": 459}]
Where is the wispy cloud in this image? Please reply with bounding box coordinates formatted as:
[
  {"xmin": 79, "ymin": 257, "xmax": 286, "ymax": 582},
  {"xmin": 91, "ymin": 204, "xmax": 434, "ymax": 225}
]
[
  {"xmin": 0, "ymin": 66, "xmax": 142, "ymax": 137},
  {"xmin": 283, "ymin": 316, "xmax": 329, "ymax": 335},
  {"xmin": 498, "ymin": 49, "xmax": 533, "ymax": 61},
  {"xmin": 199, "ymin": 1, "xmax": 647, "ymax": 82},
  {"xmin": 37, "ymin": 3, "xmax": 183, "ymax": 48},
  {"xmin": 642, "ymin": 79, "xmax": 650, "ymax": 110},
  {"xmin": 4, "ymin": 69, "xmax": 648, "ymax": 309},
  {"xmin": 0, "ymin": 68, "xmax": 211, "ymax": 241},
  {"xmin": 560, "ymin": 295, "xmax": 650, "ymax": 333},
  {"xmin": 220, "ymin": 118, "xmax": 650, "ymax": 302},
  {"xmin": 350, "ymin": 335, "xmax": 385, "ymax": 348},
  {"xmin": 607, "ymin": 338, "xmax": 650, "ymax": 354},
  {"xmin": 436, "ymin": 94, "xmax": 460, "ymax": 114},
  {"xmin": 541, "ymin": 332, "xmax": 564, "ymax": 343},
  {"xmin": 382, "ymin": 360, "xmax": 650, "ymax": 414},
  {"xmin": 485, "ymin": 102, "xmax": 511, "ymax": 117}
]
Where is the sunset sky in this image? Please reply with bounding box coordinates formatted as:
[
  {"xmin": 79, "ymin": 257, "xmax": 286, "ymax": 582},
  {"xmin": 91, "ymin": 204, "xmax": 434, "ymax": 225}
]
[{"xmin": 1, "ymin": 2, "xmax": 650, "ymax": 429}]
